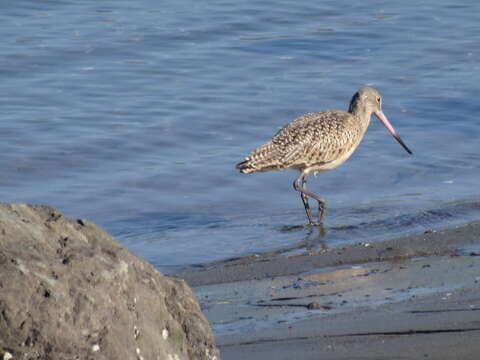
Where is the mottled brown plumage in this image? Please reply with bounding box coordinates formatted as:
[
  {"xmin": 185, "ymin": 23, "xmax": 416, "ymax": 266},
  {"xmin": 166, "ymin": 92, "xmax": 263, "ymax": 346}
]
[{"xmin": 236, "ymin": 87, "xmax": 412, "ymax": 226}]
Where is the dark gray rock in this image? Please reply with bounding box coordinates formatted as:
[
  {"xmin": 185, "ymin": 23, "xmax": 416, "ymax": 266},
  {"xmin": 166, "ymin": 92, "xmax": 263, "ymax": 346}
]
[{"xmin": 0, "ymin": 203, "xmax": 219, "ymax": 360}]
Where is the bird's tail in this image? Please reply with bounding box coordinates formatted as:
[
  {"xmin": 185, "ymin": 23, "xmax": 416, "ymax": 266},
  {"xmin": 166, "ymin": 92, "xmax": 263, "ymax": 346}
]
[
  {"xmin": 236, "ymin": 141, "xmax": 286, "ymax": 173},
  {"xmin": 235, "ymin": 160, "xmax": 256, "ymax": 173}
]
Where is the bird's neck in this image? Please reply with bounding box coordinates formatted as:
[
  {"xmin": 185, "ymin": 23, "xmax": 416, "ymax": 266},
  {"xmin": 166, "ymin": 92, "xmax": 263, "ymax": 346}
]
[{"xmin": 348, "ymin": 103, "xmax": 373, "ymax": 129}]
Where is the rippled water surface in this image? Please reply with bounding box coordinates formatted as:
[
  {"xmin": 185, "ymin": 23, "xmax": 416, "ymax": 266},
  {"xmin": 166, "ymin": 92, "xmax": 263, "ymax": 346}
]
[{"xmin": 1, "ymin": 0, "xmax": 479, "ymax": 272}]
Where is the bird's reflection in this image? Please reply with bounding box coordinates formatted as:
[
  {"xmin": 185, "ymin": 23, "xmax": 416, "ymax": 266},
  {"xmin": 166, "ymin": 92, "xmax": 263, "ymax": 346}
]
[{"xmin": 274, "ymin": 223, "xmax": 327, "ymax": 254}]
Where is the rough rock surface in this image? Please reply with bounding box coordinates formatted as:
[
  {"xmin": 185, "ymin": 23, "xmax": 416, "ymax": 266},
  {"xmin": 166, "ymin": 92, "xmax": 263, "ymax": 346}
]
[{"xmin": 0, "ymin": 203, "xmax": 219, "ymax": 360}]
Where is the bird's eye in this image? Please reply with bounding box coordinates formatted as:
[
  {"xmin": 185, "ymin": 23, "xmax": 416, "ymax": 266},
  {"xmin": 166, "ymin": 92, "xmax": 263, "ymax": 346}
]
[{"xmin": 377, "ymin": 97, "xmax": 382, "ymax": 104}]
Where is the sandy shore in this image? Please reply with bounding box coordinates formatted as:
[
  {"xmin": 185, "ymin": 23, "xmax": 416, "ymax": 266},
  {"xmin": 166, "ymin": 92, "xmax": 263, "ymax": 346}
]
[{"xmin": 179, "ymin": 221, "xmax": 480, "ymax": 359}]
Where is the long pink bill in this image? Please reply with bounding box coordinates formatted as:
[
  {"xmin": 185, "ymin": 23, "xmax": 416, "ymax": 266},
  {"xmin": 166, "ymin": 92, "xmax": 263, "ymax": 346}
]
[{"xmin": 374, "ymin": 110, "xmax": 412, "ymax": 155}]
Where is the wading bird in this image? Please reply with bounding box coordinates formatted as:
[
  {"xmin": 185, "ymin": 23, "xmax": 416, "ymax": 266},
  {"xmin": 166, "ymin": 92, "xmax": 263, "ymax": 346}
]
[{"xmin": 236, "ymin": 87, "xmax": 412, "ymax": 226}]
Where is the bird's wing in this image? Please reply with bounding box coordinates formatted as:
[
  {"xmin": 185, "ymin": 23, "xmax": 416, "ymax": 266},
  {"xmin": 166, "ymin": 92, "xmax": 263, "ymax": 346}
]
[{"xmin": 270, "ymin": 111, "xmax": 358, "ymax": 167}]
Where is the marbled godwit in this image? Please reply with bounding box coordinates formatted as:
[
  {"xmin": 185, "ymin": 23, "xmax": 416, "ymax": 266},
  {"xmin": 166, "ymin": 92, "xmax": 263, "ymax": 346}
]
[{"xmin": 236, "ymin": 87, "xmax": 412, "ymax": 226}]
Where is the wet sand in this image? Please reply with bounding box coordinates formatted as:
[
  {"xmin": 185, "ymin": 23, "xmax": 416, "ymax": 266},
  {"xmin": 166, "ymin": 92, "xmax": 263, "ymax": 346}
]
[{"xmin": 178, "ymin": 221, "xmax": 480, "ymax": 359}]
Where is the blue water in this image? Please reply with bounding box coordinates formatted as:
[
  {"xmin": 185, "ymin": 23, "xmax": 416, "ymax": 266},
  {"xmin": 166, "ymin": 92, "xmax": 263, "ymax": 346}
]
[{"xmin": 1, "ymin": 1, "xmax": 480, "ymax": 272}]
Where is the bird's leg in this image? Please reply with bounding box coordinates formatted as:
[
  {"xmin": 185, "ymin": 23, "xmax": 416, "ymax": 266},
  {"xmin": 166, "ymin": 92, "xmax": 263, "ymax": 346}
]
[
  {"xmin": 301, "ymin": 176, "xmax": 310, "ymax": 218},
  {"xmin": 309, "ymin": 185, "xmax": 326, "ymax": 224},
  {"xmin": 317, "ymin": 197, "xmax": 326, "ymax": 224},
  {"xmin": 294, "ymin": 175, "xmax": 314, "ymax": 225},
  {"xmin": 293, "ymin": 172, "xmax": 326, "ymax": 226}
]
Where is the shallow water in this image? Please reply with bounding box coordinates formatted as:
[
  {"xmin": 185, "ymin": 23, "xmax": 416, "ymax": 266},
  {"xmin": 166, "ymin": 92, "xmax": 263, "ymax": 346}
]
[{"xmin": 1, "ymin": 0, "xmax": 480, "ymax": 272}]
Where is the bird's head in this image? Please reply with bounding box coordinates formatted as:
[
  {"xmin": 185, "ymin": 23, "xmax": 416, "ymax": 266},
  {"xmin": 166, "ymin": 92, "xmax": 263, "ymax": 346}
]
[{"xmin": 349, "ymin": 87, "xmax": 412, "ymax": 155}]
